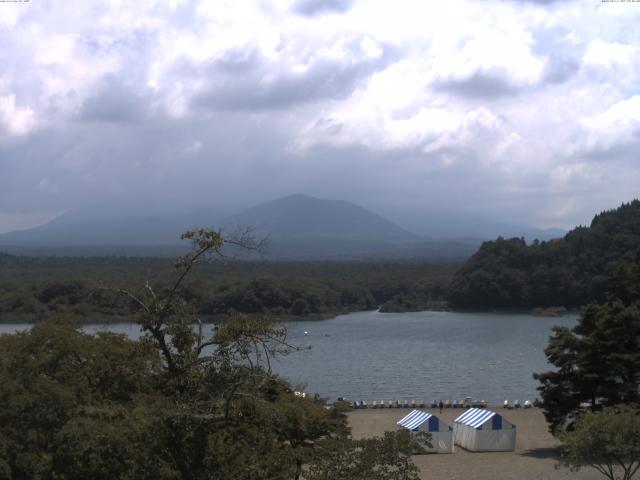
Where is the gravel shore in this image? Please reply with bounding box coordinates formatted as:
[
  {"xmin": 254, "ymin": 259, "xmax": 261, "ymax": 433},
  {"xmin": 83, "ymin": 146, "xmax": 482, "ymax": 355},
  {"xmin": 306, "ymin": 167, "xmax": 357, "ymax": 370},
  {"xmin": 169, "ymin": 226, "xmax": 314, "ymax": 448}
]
[{"xmin": 347, "ymin": 408, "xmax": 601, "ymax": 480}]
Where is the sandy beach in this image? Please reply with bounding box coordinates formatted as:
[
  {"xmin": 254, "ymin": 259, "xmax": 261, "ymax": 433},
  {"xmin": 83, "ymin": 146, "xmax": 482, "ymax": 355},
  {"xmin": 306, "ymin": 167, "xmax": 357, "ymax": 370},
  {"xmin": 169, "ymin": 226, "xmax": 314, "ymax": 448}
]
[{"xmin": 348, "ymin": 407, "xmax": 602, "ymax": 480}]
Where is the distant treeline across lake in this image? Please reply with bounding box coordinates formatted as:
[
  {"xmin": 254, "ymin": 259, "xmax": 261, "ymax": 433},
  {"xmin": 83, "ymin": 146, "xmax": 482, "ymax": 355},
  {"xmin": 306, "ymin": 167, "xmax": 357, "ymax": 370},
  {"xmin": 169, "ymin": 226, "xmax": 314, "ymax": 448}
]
[{"xmin": 0, "ymin": 255, "xmax": 456, "ymax": 322}]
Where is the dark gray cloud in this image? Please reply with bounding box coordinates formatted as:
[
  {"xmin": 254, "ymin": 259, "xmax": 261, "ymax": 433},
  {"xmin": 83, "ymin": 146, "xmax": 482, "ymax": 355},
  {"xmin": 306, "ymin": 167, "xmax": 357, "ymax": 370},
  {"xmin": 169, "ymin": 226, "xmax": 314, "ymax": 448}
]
[
  {"xmin": 77, "ymin": 76, "xmax": 150, "ymax": 123},
  {"xmin": 0, "ymin": 109, "xmax": 296, "ymax": 216},
  {"xmin": 1, "ymin": 99, "xmax": 638, "ymax": 236},
  {"xmin": 192, "ymin": 42, "xmax": 397, "ymax": 111},
  {"xmin": 432, "ymin": 68, "xmax": 521, "ymax": 99},
  {"xmin": 543, "ymin": 56, "xmax": 580, "ymax": 84},
  {"xmin": 293, "ymin": 0, "xmax": 354, "ymax": 16},
  {"xmin": 581, "ymin": 134, "xmax": 640, "ymax": 164}
]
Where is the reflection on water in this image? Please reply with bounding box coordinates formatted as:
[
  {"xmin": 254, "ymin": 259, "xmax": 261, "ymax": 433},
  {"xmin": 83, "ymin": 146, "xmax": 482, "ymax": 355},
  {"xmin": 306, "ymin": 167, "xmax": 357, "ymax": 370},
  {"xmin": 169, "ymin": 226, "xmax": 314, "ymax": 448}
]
[{"xmin": 0, "ymin": 310, "xmax": 576, "ymax": 403}]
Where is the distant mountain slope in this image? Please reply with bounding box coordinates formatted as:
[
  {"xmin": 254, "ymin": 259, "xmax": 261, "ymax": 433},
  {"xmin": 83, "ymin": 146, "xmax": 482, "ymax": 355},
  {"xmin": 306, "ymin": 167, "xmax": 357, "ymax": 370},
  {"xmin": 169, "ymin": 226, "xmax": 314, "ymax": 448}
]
[
  {"xmin": 220, "ymin": 194, "xmax": 418, "ymax": 242},
  {"xmin": 0, "ymin": 209, "xmax": 222, "ymax": 248},
  {"xmin": 449, "ymin": 200, "xmax": 640, "ymax": 309},
  {"xmin": 386, "ymin": 210, "xmax": 566, "ymax": 241},
  {"xmin": 0, "ymin": 194, "xmax": 496, "ymax": 260}
]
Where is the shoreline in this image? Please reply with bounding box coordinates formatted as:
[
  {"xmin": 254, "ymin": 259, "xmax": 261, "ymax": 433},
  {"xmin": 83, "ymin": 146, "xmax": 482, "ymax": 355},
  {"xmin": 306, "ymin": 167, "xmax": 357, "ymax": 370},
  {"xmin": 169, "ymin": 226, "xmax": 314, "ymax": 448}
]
[{"xmin": 0, "ymin": 306, "xmax": 580, "ymax": 325}]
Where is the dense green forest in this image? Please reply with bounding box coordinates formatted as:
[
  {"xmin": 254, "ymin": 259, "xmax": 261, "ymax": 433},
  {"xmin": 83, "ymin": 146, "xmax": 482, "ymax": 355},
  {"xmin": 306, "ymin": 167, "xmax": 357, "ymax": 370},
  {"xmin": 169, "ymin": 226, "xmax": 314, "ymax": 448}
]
[
  {"xmin": 0, "ymin": 254, "xmax": 456, "ymax": 322},
  {"xmin": 449, "ymin": 200, "xmax": 640, "ymax": 310}
]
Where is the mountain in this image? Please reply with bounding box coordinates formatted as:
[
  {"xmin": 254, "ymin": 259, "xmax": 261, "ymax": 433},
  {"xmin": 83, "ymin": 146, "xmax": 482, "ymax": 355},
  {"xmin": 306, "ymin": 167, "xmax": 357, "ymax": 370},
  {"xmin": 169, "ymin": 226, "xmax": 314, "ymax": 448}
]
[
  {"xmin": 376, "ymin": 209, "xmax": 566, "ymax": 241},
  {"xmin": 449, "ymin": 200, "xmax": 640, "ymax": 310},
  {"xmin": 218, "ymin": 194, "xmax": 479, "ymax": 259},
  {"xmin": 0, "ymin": 194, "xmax": 519, "ymax": 260},
  {"xmin": 0, "ymin": 195, "xmax": 481, "ymax": 259},
  {"xmin": 220, "ymin": 194, "xmax": 418, "ymax": 242},
  {"xmin": 0, "ymin": 209, "xmax": 222, "ymax": 252}
]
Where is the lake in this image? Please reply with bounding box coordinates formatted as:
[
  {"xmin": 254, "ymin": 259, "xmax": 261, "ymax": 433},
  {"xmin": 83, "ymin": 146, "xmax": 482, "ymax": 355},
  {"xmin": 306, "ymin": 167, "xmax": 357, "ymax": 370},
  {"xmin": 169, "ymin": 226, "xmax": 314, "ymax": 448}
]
[{"xmin": 0, "ymin": 310, "xmax": 577, "ymax": 404}]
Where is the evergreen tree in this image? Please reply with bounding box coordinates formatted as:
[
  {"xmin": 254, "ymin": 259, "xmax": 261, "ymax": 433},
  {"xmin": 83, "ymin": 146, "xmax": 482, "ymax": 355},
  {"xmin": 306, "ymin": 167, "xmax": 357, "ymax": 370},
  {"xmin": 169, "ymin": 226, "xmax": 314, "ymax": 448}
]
[{"xmin": 534, "ymin": 252, "xmax": 640, "ymax": 434}]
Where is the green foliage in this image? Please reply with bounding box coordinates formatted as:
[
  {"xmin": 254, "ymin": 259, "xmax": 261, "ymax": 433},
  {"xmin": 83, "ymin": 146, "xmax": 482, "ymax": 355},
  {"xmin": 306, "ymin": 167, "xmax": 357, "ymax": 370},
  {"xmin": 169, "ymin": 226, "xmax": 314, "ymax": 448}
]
[
  {"xmin": 559, "ymin": 405, "xmax": 640, "ymax": 480},
  {"xmin": 0, "ymin": 229, "xmax": 423, "ymax": 479},
  {"xmin": 0, "ymin": 253, "xmax": 457, "ymax": 321},
  {"xmin": 450, "ymin": 200, "xmax": 640, "ymax": 309},
  {"xmin": 0, "ymin": 319, "xmax": 162, "ymax": 479},
  {"xmin": 0, "ymin": 313, "xmax": 356, "ymax": 479},
  {"xmin": 305, "ymin": 430, "xmax": 424, "ymax": 480},
  {"xmin": 609, "ymin": 250, "xmax": 640, "ymax": 306},
  {"xmin": 534, "ymin": 250, "xmax": 640, "ymax": 433},
  {"xmin": 534, "ymin": 300, "xmax": 640, "ymax": 433}
]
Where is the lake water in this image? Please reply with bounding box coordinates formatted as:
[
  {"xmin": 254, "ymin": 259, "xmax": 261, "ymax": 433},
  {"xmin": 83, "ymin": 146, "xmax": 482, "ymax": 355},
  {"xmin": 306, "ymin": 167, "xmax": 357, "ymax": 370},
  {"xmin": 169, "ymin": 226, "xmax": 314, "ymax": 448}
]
[{"xmin": 0, "ymin": 310, "xmax": 577, "ymax": 404}]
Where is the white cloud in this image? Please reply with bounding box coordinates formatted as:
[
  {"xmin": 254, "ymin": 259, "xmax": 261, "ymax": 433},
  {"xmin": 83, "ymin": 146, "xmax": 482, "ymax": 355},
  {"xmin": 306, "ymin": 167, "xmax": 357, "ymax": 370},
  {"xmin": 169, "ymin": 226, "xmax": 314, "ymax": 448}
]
[
  {"xmin": 579, "ymin": 95, "xmax": 640, "ymax": 152},
  {"xmin": 583, "ymin": 39, "xmax": 635, "ymax": 70},
  {"xmin": 0, "ymin": 94, "xmax": 35, "ymax": 137}
]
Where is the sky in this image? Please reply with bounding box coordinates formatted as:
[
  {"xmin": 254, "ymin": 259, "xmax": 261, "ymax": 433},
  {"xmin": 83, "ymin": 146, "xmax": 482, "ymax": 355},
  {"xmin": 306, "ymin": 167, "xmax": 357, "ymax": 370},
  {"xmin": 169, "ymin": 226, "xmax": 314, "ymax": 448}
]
[{"xmin": 0, "ymin": 0, "xmax": 639, "ymax": 234}]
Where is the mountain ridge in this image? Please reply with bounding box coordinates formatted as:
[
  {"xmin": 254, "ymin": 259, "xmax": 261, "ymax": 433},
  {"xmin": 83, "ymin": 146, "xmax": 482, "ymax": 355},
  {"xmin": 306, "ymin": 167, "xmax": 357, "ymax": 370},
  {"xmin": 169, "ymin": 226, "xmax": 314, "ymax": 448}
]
[
  {"xmin": 0, "ymin": 194, "xmax": 563, "ymax": 260},
  {"xmin": 219, "ymin": 194, "xmax": 419, "ymax": 243}
]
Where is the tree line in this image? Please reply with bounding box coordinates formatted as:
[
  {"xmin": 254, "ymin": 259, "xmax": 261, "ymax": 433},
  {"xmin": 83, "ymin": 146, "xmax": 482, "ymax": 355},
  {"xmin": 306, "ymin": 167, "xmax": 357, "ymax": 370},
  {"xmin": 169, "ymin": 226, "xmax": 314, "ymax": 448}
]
[
  {"xmin": 450, "ymin": 200, "xmax": 640, "ymax": 310},
  {"xmin": 533, "ymin": 249, "xmax": 640, "ymax": 480},
  {"xmin": 0, "ymin": 254, "xmax": 455, "ymax": 322}
]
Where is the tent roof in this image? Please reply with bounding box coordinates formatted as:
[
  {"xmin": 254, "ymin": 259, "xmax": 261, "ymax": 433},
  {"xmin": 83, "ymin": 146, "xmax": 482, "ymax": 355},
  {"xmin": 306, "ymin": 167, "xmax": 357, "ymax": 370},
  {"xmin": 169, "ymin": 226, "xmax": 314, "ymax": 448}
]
[
  {"xmin": 454, "ymin": 408, "xmax": 497, "ymax": 429},
  {"xmin": 397, "ymin": 410, "xmax": 433, "ymax": 430}
]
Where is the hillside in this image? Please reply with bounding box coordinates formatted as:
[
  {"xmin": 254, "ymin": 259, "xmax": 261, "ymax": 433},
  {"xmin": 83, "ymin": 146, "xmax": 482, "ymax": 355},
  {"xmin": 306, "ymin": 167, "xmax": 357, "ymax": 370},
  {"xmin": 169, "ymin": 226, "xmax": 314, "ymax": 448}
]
[
  {"xmin": 220, "ymin": 194, "xmax": 418, "ymax": 242},
  {"xmin": 449, "ymin": 200, "xmax": 640, "ymax": 309},
  {"xmin": 0, "ymin": 195, "xmax": 482, "ymax": 260},
  {"xmin": 0, "ymin": 194, "xmax": 420, "ymax": 256},
  {"xmin": 0, "ymin": 209, "xmax": 222, "ymax": 248},
  {"xmin": 219, "ymin": 194, "xmax": 483, "ymax": 259}
]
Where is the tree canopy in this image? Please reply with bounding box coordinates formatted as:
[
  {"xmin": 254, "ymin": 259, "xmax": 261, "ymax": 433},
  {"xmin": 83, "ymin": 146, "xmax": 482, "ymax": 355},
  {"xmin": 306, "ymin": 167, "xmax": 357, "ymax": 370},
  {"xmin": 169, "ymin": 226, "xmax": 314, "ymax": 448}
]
[
  {"xmin": 0, "ymin": 229, "xmax": 423, "ymax": 480},
  {"xmin": 534, "ymin": 251, "xmax": 640, "ymax": 434},
  {"xmin": 559, "ymin": 405, "xmax": 640, "ymax": 480},
  {"xmin": 450, "ymin": 200, "xmax": 640, "ymax": 310},
  {"xmin": 0, "ymin": 253, "xmax": 455, "ymax": 322}
]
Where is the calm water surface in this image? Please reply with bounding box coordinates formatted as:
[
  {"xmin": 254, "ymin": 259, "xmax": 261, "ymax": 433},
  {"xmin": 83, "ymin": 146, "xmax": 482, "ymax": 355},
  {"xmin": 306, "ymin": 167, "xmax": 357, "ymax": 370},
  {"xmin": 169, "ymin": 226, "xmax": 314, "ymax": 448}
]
[{"xmin": 0, "ymin": 310, "xmax": 576, "ymax": 403}]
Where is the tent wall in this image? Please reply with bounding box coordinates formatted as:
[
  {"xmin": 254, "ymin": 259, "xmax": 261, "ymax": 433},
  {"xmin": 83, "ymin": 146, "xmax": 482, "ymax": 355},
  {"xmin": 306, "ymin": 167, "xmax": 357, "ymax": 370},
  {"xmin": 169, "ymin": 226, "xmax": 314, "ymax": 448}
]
[
  {"xmin": 403, "ymin": 428, "xmax": 453, "ymax": 454},
  {"xmin": 428, "ymin": 431, "xmax": 454, "ymax": 453},
  {"xmin": 396, "ymin": 410, "xmax": 454, "ymax": 454},
  {"xmin": 476, "ymin": 429, "xmax": 515, "ymax": 451},
  {"xmin": 453, "ymin": 423, "xmax": 516, "ymax": 452},
  {"xmin": 453, "ymin": 424, "xmax": 475, "ymax": 450}
]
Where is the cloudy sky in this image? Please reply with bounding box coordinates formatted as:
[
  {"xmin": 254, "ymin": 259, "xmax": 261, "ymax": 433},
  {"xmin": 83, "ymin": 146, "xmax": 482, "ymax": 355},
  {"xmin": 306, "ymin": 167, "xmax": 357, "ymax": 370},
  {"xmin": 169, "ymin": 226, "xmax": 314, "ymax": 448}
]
[{"xmin": 0, "ymin": 0, "xmax": 639, "ymax": 234}]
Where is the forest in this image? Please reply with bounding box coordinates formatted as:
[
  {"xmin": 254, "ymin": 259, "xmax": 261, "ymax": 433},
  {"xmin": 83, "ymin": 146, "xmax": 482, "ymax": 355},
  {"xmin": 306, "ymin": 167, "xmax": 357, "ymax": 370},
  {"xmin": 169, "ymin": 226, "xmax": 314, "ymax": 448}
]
[
  {"xmin": 449, "ymin": 200, "xmax": 640, "ymax": 310},
  {"xmin": 0, "ymin": 254, "xmax": 456, "ymax": 323}
]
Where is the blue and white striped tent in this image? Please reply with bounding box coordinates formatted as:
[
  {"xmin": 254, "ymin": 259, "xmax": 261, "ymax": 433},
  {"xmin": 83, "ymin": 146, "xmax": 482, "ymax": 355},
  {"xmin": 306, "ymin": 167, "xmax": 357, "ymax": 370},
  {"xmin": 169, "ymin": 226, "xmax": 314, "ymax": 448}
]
[
  {"xmin": 453, "ymin": 408, "xmax": 516, "ymax": 452},
  {"xmin": 397, "ymin": 410, "xmax": 453, "ymax": 453}
]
